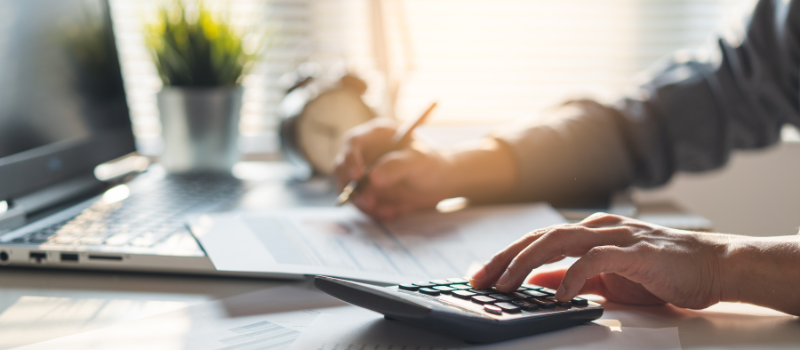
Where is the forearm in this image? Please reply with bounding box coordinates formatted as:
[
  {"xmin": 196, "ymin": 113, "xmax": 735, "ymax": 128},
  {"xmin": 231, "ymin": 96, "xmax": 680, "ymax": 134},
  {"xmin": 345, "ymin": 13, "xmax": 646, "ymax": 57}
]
[
  {"xmin": 492, "ymin": 100, "xmax": 635, "ymax": 205},
  {"xmin": 440, "ymin": 139, "xmax": 518, "ymax": 202},
  {"xmin": 721, "ymin": 235, "xmax": 800, "ymax": 315}
]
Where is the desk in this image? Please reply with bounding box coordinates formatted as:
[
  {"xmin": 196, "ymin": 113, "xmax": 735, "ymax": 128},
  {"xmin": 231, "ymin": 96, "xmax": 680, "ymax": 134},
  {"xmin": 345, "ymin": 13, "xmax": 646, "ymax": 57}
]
[{"xmin": 0, "ymin": 163, "xmax": 797, "ymax": 349}]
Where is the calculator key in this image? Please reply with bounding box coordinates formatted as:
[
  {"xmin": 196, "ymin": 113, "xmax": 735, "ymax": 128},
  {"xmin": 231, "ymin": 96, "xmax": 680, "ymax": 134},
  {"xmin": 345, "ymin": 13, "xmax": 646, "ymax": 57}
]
[
  {"xmin": 419, "ymin": 288, "xmax": 441, "ymax": 296},
  {"xmin": 521, "ymin": 284, "xmax": 543, "ymax": 290},
  {"xmin": 539, "ymin": 287, "xmax": 558, "ymax": 295},
  {"xmin": 483, "ymin": 304, "xmax": 502, "ymax": 315},
  {"xmin": 447, "ymin": 278, "xmax": 469, "ymax": 284},
  {"xmin": 452, "ymin": 290, "xmax": 476, "ymax": 299},
  {"xmin": 546, "ymin": 296, "xmax": 572, "ymax": 308},
  {"xmin": 488, "ymin": 294, "xmax": 515, "ymax": 302},
  {"xmin": 571, "ymin": 296, "xmax": 589, "ymax": 306},
  {"xmin": 530, "ymin": 298, "xmax": 556, "ymax": 309},
  {"xmin": 469, "ymin": 289, "xmax": 494, "ymax": 295},
  {"xmin": 471, "ymin": 295, "xmax": 496, "ymax": 304},
  {"xmin": 511, "ymin": 292, "xmax": 530, "ymax": 300},
  {"xmin": 450, "ymin": 284, "xmax": 472, "ymax": 290},
  {"xmin": 433, "ymin": 286, "xmax": 455, "ymax": 294},
  {"xmin": 495, "ymin": 302, "xmax": 521, "ymax": 313},
  {"xmin": 523, "ymin": 290, "xmax": 549, "ymax": 298},
  {"xmin": 430, "ymin": 279, "xmax": 453, "ymax": 285},
  {"xmin": 413, "ymin": 282, "xmax": 436, "ymax": 288},
  {"xmin": 512, "ymin": 300, "xmax": 540, "ymax": 311},
  {"xmin": 398, "ymin": 284, "xmax": 419, "ymax": 291}
]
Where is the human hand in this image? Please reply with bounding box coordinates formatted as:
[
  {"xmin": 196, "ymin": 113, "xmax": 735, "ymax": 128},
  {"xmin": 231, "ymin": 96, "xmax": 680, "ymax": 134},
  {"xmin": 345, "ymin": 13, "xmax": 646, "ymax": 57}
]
[
  {"xmin": 334, "ymin": 119, "xmax": 455, "ymax": 221},
  {"xmin": 469, "ymin": 213, "xmax": 731, "ymax": 309}
]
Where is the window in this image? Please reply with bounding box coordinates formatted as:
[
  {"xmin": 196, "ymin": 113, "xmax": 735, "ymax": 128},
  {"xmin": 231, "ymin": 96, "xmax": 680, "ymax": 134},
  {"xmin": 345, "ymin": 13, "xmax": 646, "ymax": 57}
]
[{"xmin": 111, "ymin": 0, "xmax": 763, "ymax": 156}]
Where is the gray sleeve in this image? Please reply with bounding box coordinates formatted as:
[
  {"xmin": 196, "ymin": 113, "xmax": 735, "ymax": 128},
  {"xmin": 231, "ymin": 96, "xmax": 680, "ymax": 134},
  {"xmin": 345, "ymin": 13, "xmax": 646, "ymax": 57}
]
[{"xmin": 496, "ymin": 0, "xmax": 800, "ymax": 203}]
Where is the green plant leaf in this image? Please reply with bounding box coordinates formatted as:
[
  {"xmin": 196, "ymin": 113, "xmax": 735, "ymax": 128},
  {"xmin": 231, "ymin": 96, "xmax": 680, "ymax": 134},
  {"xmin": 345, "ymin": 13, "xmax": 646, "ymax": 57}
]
[{"xmin": 143, "ymin": 1, "xmax": 264, "ymax": 87}]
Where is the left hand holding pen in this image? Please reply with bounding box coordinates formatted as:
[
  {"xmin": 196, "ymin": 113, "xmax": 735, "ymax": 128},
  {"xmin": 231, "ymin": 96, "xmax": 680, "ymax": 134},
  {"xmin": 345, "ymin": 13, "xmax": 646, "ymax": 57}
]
[
  {"xmin": 469, "ymin": 213, "xmax": 731, "ymax": 309},
  {"xmin": 334, "ymin": 119, "xmax": 456, "ymax": 221}
]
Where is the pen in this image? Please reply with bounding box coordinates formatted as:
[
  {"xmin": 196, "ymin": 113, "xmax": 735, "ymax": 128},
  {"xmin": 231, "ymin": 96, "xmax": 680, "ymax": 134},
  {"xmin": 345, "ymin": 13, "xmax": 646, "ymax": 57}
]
[{"xmin": 336, "ymin": 102, "xmax": 438, "ymax": 206}]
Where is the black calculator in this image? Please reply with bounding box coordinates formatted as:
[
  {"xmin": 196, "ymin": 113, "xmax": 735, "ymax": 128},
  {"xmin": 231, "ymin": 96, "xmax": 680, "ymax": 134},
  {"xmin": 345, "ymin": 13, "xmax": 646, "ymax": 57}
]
[{"xmin": 315, "ymin": 275, "xmax": 603, "ymax": 343}]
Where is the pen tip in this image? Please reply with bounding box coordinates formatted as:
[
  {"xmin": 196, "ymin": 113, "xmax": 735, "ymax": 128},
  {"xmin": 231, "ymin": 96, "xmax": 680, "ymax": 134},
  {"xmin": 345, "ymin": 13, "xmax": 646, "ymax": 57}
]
[{"xmin": 336, "ymin": 186, "xmax": 354, "ymax": 206}]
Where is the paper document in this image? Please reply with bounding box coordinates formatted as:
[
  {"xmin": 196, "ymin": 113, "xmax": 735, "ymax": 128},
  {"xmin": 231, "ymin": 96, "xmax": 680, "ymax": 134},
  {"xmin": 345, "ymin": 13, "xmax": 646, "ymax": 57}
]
[
  {"xmin": 13, "ymin": 286, "xmax": 373, "ymax": 350},
  {"xmin": 287, "ymin": 313, "xmax": 682, "ymax": 350},
  {"xmin": 189, "ymin": 203, "xmax": 565, "ymax": 283}
]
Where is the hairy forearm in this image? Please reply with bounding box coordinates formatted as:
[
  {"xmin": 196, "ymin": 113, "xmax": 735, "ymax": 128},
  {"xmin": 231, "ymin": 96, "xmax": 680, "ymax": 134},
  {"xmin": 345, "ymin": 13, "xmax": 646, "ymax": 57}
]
[{"xmin": 721, "ymin": 235, "xmax": 800, "ymax": 315}]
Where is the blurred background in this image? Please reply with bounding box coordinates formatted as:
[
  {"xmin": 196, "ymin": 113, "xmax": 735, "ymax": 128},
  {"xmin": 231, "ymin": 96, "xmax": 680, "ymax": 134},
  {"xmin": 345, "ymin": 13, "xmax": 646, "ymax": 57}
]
[
  {"xmin": 111, "ymin": 0, "xmax": 799, "ymax": 237},
  {"xmin": 113, "ymin": 0, "xmax": 798, "ymax": 153}
]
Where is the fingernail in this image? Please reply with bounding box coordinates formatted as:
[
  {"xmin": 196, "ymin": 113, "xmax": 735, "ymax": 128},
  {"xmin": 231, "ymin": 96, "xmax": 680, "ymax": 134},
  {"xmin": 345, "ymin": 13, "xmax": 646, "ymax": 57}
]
[
  {"xmin": 556, "ymin": 284, "xmax": 566, "ymax": 298},
  {"xmin": 470, "ymin": 265, "xmax": 487, "ymax": 285},
  {"xmin": 496, "ymin": 270, "xmax": 511, "ymax": 288}
]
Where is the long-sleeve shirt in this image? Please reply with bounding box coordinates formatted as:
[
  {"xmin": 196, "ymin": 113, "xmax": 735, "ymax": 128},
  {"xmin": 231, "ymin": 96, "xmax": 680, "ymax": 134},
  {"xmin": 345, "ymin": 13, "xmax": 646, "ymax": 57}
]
[{"xmin": 496, "ymin": 0, "xmax": 800, "ymax": 206}]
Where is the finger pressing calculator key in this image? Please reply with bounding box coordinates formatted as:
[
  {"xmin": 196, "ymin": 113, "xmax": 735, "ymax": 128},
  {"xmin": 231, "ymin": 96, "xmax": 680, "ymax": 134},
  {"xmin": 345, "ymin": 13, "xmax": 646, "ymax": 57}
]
[
  {"xmin": 546, "ymin": 296, "xmax": 573, "ymax": 308},
  {"xmin": 539, "ymin": 287, "xmax": 558, "ymax": 295},
  {"xmin": 315, "ymin": 276, "xmax": 604, "ymax": 344}
]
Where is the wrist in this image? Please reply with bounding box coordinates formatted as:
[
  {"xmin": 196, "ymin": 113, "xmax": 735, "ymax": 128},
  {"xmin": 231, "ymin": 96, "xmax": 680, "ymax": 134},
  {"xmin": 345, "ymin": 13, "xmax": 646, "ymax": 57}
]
[{"xmin": 716, "ymin": 234, "xmax": 744, "ymax": 303}]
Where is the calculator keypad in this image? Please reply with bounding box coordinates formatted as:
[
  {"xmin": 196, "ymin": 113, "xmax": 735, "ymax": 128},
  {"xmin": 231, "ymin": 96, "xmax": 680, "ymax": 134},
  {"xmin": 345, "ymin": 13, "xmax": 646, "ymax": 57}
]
[{"xmin": 395, "ymin": 278, "xmax": 595, "ymax": 319}]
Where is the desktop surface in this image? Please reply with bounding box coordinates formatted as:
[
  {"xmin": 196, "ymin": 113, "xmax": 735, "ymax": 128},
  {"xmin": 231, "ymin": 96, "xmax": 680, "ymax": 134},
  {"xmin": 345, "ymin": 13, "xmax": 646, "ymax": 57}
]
[{"xmin": 0, "ymin": 162, "xmax": 797, "ymax": 349}]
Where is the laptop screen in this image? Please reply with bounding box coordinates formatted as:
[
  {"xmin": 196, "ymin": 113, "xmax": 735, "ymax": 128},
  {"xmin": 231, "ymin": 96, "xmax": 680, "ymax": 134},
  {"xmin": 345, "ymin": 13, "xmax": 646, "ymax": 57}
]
[{"xmin": 0, "ymin": 0, "xmax": 135, "ymax": 201}]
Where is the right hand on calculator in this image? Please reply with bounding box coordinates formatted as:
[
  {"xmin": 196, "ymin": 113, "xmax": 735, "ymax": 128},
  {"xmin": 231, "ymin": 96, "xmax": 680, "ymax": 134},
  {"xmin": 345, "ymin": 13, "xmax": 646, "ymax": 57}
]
[
  {"xmin": 470, "ymin": 212, "xmax": 800, "ymax": 316},
  {"xmin": 470, "ymin": 213, "xmax": 739, "ymax": 309}
]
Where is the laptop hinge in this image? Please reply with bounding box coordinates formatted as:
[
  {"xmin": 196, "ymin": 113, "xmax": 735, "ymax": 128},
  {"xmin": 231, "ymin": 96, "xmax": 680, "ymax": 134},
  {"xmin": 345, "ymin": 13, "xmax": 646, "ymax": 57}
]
[
  {"xmin": 0, "ymin": 205, "xmax": 25, "ymax": 235},
  {"xmin": 0, "ymin": 173, "xmax": 105, "ymax": 233}
]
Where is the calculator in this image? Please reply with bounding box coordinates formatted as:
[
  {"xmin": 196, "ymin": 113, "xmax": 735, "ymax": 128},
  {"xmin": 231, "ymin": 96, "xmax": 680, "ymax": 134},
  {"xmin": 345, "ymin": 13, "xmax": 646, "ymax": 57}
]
[{"xmin": 315, "ymin": 275, "xmax": 603, "ymax": 343}]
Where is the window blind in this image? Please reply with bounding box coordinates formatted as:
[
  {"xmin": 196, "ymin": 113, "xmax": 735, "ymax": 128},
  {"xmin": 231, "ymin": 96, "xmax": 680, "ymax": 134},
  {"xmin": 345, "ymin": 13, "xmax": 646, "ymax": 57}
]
[
  {"xmin": 389, "ymin": 0, "xmax": 755, "ymax": 124},
  {"xmin": 111, "ymin": 0, "xmax": 770, "ymax": 155}
]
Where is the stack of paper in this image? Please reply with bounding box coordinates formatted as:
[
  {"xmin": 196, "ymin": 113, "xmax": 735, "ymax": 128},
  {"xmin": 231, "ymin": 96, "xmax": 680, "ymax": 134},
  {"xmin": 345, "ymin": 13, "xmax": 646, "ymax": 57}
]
[{"xmin": 190, "ymin": 204, "xmax": 568, "ymax": 283}]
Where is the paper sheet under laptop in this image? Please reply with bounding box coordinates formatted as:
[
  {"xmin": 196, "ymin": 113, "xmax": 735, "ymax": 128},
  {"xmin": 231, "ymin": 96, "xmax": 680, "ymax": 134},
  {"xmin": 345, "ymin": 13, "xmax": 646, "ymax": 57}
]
[{"xmin": 189, "ymin": 203, "xmax": 565, "ymax": 283}]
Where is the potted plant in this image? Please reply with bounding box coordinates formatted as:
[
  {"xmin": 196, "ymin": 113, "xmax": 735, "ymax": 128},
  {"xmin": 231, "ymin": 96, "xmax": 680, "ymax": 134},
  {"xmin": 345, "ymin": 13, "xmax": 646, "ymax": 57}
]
[{"xmin": 144, "ymin": 2, "xmax": 261, "ymax": 173}]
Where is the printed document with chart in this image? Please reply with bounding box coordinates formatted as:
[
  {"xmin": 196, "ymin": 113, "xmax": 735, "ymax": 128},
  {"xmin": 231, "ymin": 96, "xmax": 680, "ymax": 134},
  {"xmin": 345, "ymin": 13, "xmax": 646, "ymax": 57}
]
[{"xmin": 188, "ymin": 203, "xmax": 565, "ymax": 283}]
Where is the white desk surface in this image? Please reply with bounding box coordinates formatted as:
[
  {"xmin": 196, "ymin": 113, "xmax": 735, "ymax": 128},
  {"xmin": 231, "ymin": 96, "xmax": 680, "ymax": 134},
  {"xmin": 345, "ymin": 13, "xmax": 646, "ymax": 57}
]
[{"xmin": 1, "ymin": 165, "xmax": 798, "ymax": 349}]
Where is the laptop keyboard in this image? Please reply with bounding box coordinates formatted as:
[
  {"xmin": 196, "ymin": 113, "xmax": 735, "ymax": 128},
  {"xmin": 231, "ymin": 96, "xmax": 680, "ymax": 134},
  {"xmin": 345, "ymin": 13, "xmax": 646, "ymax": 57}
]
[{"xmin": 10, "ymin": 173, "xmax": 244, "ymax": 248}]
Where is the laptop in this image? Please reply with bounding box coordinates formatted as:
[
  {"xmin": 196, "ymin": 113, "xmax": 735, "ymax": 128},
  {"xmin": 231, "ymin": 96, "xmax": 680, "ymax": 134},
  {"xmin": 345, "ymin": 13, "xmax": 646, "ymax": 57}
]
[{"xmin": 0, "ymin": 0, "xmax": 268, "ymax": 276}]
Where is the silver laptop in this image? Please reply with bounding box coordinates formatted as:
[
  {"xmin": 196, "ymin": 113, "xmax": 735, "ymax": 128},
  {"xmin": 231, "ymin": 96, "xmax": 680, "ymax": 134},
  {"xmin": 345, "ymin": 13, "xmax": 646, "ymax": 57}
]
[{"xmin": 0, "ymin": 0, "xmax": 257, "ymax": 275}]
